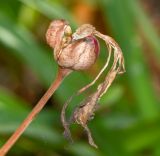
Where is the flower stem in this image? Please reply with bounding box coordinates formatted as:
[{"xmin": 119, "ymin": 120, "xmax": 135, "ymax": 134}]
[{"xmin": 0, "ymin": 67, "xmax": 72, "ymax": 156}]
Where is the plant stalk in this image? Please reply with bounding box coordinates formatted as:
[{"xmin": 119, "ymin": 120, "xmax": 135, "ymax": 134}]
[{"xmin": 0, "ymin": 67, "xmax": 72, "ymax": 156}]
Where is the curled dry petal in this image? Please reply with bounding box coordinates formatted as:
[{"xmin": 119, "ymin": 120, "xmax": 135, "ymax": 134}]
[
  {"xmin": 72, "ymin": 24, "xmax": 95, "ymax": 40},
  {"xmin": 46, "ymin": 19, "xmax": 73, "ymax": 61},
  {"xmin": 46, "ymin": 20, "xmax": 68, "ymax": 49},
  {"xmin": 57, "ymin": 36, "xmax": 100, "ymax": 70}
]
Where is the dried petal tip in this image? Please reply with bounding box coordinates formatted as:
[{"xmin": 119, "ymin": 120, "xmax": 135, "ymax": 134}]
[
  {"xmin": 46, "ymin": 19, "xmax": 69, "ymax": 49},
  {"xmin": 72, "ymin": 24, "xmax": 95, "ymax": 40}
]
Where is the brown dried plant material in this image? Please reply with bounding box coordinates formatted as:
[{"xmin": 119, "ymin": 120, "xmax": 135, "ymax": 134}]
[
  {"xmin": 61, "ymin": 23, "xmax": 125, "ymax": 148},
  {"xmin": 46, "ymin": 20, "xmax": 69, "ymax": 49},
  {"xmin": 46, "ymin": 20, "xmax": 100, "ymax": 71},
  {"xmin": 46, "ymin": 20, "xmax": 72, "ymax": 60},
  {"xmin": 57, "ymin": 36, "xmax": 99, "ymax": 70},
  {"xmin": 0, "ymin": 20, "xmax": 102, "ymax": 155},
  {"xmin": 0, "ymin": 19, "xmax": 125, "ymax": 155}
]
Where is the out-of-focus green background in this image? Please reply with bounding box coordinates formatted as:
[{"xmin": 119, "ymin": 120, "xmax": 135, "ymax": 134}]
[{"xmin": 0, "ymin": 0, "xmax": 160, "ymax": 155}]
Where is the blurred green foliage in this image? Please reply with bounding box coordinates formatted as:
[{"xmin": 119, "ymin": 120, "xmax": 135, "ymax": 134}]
[{"xmin": 0, "ymin": 0, "xmax": 160, "ymax": 155}]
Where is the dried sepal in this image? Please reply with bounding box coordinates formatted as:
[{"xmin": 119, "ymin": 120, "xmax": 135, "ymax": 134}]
[
  {"xmin": 61, "ymin": 95, "xmax": 74, "ymax": 143},
  {"xmin": 61, "ymin": 91, "xmax": 99, "ymax": 148},
  {"xmin": 72, "ymin": 24, "xmax": 95, "ymax": 40},
  {"xmin": 73, "ymin": 25, "xmax": 125, "ymax": 94},
  {"xmin": 94, "ymin": 31, "xmax": 125, "ymax": 74},
  {"xmin": 82, "ymin": 124, "xmax": 97, "ymax": 148},
  {"xmin": 61, "ymin": 39, "xmax": 125, "ymax": 148},
  {"xmin": 70, "ymin": 66, "xmax": 119, "ymax": 148},
  {"xmin": 78, "ymin": 44, "xmax": 112, "ymax": 94}
]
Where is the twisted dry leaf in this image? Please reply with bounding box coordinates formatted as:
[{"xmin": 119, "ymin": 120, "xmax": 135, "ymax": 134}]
[{"xmin": 61, "ymin": 23, "xmax": 125, "ymax": 148}]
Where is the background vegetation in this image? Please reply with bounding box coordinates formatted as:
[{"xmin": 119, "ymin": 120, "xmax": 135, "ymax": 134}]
[{"xmin": 0, "ymin": 0, "xmax": 160, "ymax": 155}]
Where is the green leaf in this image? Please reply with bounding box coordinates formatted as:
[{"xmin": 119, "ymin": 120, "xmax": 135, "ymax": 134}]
[
  {"xmin": 124, "ymin": 125, "xmax": 160, "ymax": 152},
  {"xmin": 0, "ymin": 88, "xmax": 63, "ymax": 147},
  {"xmin": 99, "ymin": 0, "xmax": 159, "ymax": 120},
  {"xmin": 67, "ymin": 143, "xmax": 102, "ymax": 156},
  {"xmin": 19, "ymin": 0, "xmax": 77, "ymax": 29},
  {"xmin": 0, "ymin": 14, "xmax": 55, "ymax": 87},
  {"xmin": 130, "ymin": 0, "xmax": 160, "ymax": 61},
  {"xmin": 99, "ymin": 84, "xmax": 124, "ymax": 107}
]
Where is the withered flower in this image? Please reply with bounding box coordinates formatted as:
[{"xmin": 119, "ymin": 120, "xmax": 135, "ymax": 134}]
[
  {"xmin": 46, "ymin": 20, "xmax": 125, "ymax": 148},
  {"xmin": 0, "ymin": 20, "xmax": 125, "ymax": 156},
  {"xmin": 46, "ymin": 20, "xmax": 100, "ymax": 71}
]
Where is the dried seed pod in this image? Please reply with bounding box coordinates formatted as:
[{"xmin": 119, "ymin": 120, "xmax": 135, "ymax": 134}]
[
  {"xmin": 46, "ymin": 21, "xmax": 99, "ymax": 71},
  {"xmin": 57, "ymin": 35, "xmax": 100, "ymax": 70}
]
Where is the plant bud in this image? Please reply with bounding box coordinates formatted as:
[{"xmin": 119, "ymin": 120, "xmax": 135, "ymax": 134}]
[
  {"xmin": 46, "ymin": 19, "xmax": 69, "ymax": 49},
  {"xmin": 57, "ymin": 36, "xmax": 100, "ymax": 70}
]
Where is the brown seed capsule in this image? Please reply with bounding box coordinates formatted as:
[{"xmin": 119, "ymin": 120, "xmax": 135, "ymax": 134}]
[{"xmin": 57, "ymin": 35, "xmax": 100, "ymax": 70}]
